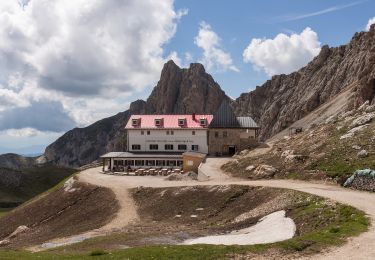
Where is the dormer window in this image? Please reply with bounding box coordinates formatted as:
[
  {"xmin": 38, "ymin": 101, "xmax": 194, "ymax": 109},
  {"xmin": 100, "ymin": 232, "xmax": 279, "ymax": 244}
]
[
  {"xmin": 155, "ymin": 118, "xmax": 162, "ymax": 126},
  {"xmin": 200, "ymin": 118, "xmax": 207, "ymax": 126},
  {"xmin": 178, "ymin": 118, "xmax": 186, "ymax": 126},
  {"xmin": 132, "ymin": 118, "xmax": 140, "ymax": 126}
]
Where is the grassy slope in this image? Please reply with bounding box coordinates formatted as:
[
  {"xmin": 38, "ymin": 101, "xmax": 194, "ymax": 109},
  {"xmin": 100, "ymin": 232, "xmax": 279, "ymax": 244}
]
[
  {"xmin": 0, "ymin": 164, "xmax": 76, "ymax": 206},
  {"xmin": 223, "ymin": 117, "xmax": 375, "ymax": 183},
  {"xmin": 0, "ymin": 191, "xmax": 366, "ymax": 259}
]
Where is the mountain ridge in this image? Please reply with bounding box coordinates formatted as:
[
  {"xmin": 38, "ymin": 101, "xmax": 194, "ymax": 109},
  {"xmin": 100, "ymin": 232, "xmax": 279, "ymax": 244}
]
[{"xmin": 13, "ymin": 25, "xmax": 375, "ymax": 168}]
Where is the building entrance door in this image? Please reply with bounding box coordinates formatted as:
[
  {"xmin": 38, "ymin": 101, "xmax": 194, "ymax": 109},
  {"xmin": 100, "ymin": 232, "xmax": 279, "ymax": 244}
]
[{"xmin": 228, "ymin": 145, "xmax": 236, "ymax": 155}]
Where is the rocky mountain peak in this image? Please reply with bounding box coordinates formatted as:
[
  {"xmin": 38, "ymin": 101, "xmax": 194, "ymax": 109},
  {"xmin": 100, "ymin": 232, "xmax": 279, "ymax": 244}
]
[{"xmin": 45, "ymin": 61, "xmax": 229, "ymax": 167}]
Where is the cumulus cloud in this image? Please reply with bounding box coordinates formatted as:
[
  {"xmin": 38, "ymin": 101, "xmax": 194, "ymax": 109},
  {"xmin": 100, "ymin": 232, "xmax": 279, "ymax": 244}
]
[
  {"xmin": 0, "ymin": 0, "xmax": 186, "ymax": 136},
  {"xmin": 243, "ymin": 27, "xmax": 321, "ymax": 76},
  {"xmin": 195, "ymin": 22, "xmax": 239, "ymax": 72},
  {"xmin": 366, "ymin": 17, "xmax": 375, "ymax": 31}
]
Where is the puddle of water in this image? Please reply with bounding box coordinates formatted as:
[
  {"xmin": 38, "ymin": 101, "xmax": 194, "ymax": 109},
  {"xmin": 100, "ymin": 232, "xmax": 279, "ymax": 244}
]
[{"xmin": 183, "ymin": 210, "xmax": 296, "ymax": 245}]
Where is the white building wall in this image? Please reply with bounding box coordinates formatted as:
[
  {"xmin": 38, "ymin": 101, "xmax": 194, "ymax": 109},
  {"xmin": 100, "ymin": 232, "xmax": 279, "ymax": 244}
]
[{"xmin": 127, "ymin": 129, "xmax": 209, "ymax": 153}]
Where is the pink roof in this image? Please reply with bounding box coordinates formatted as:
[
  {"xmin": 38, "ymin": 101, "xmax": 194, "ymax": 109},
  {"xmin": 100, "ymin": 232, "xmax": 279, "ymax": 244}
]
[{"xmin": 125, "ymin": 114, "xmax": 214, "ymax": 129}]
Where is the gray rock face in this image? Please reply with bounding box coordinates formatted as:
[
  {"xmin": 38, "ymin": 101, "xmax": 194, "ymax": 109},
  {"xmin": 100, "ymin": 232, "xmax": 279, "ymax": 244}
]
[
  {"xmin": 233, "ymin": 25, "xmax": 375, "ymax": 140},
  {"xmin": 45, "ymin": 61, "xmax": 228, "ymax": 167},
  {"xmin": 146, "ymin": 61, "xmax": 229, "ymax": 114}
]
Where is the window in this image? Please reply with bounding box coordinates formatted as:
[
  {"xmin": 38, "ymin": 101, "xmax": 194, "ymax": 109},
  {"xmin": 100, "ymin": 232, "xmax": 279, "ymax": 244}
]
[
  {"xmin": 192, "ymin": 145, "xmax": 199, "ymax": 151},
  {"xmin": 223, "ymin": 131, "xmax": 228, "ymax": 138},
  {"xmin": 177, "ymin": 160, "xmax": 183, "ymax": 167},
  {"xmin": 135, "ymin": 160, "xmax": 144, "ymax": 166},
  {"xmin": 132, "ymin": 118, "xmax": 140, "ymax": 126},
  {"xmin": 171, "ymin": 130, "xmax": 174, "ymax": 135},
  {"xmin": 166, "ymin": 130, "xmax": 170, "ymax": 135},
  {"xmin": 147, "ymin": 130, "xmax": 150, "ymax": 135},
  {"xmin": 187, "ymin": 160, "xmax": 194, "ymax": 166},
  {"xmin": 125, "ymin": 160, "xmax": 134, "ymax": 166},
  {"xmin": 178, "ymin": 144, "xmax": 187, "ymax": 150},
  {"xmin": 155, "ymin": 119, "xmax": 162, "ymax": 126},
  {"xmin": 200, "ymin": 118, "xmax": 207, "ymax": 126},
  {"xmin": 145, "ymin": 160, "xmax": 155, "ymax": 166},
  {"xmin": 149, "ymin": 144, "xmax": 158, "ymax": 150},
  {"xmin": 178, "ymin": 118, "xmax": 186, "ymax": 126},
  {"xmin": 192, "ymin": 131, "xmax": 195, "ymax": 135},
  {"xmin": 141, "ymin": 130, "xmax": 144, "ymax": 135},
  {"xmin": 165, "ymin": 144, "xmax": 174, "ymax": 150},
  {"xmin": 215, "ymin": 131, "xmax": 219, "ymax": 138},
  {"xmin": 167, "ymin": 160, "xmax": 177, "ymax": 166},
  {"xmin": 132, "ymin": 144, "xmax": 141, "ymax": 150},
  {"xmin": 156, "ymin": 160, "xmax": 165, "ymax": 166}
]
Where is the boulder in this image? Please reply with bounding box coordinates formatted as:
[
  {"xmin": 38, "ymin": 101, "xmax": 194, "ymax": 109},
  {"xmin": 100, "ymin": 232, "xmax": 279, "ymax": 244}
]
[
  {"xmin": 352, "ymin": 145, "xmax": 361, "ymax": 150},
  {"xmin": 358, "ymin": 100, "xmax": 370, "ymax": 111},
  {"xmin": 8, "ymin": 225, "xmax": 29, "ymax": 239},
  {"xmin": 245, "ymin": 165, "xmax": 255, "ymax": 171},
  {"xmin": 285, "ymin": 154, "xmax": 308, "ymax": 163},
  {"xmin": 253, "ymin": 165, "xmax": 277, "ymax": 179},
  {"xmin": 350, "ymin": 113, "xmax": 375, "ymax": 127},
  {"xmin": 340, "ymin": 124, "xmax": 369, "ymax": 139},
  {"xmin": 357, "ymin": 150, "xmax": 369, "ymax": 158}
]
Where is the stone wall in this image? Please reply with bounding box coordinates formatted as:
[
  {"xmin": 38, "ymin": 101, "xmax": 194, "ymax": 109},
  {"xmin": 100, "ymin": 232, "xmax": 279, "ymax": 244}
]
[{"xmin": 208, "ymin": 128, "xmax": 258, "ymax": 155}]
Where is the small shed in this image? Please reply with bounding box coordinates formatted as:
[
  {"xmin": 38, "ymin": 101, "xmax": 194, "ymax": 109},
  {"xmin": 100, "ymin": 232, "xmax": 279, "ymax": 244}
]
[{"xmin": 182, "ymin": 152, "xmax": 207, "ymax": 173}]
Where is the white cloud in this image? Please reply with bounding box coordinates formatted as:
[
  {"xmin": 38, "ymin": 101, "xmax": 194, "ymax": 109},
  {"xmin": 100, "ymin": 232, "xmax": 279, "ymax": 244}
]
[
  {"xmin": 0, "ymin": 0, "xmax": 186, "ymax": 137},
  {"xmin": 4, "ymin": 127, "xmax": 43, "ymax": 137},
  {"xmin": 195, "ymin": 22, "xmax": 239, "ymax": 72},
  {"xmin": 366, "ymin": 17, "xmax": 375, "ymax": 31},
  {"xmin": 243, "ymin": 27, "xmax": 321, "ymax": 76},
  {"xmin": 279, "ymin": 1, "xmax": 365, "ymax": 22}
]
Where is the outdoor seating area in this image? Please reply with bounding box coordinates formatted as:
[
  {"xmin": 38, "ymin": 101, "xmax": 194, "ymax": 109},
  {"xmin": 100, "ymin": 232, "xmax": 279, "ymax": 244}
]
[{"xmin": 103, "ymin": 167, "xmax": 184, "ymax": 176}]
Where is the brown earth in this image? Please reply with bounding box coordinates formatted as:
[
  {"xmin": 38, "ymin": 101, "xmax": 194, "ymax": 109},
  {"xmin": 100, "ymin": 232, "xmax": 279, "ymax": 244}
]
[
  {"xmin": 0, "ymin": 179, "xmax": 119, "ymax": 249},
  {"xmin": 51, "ymin": 185, "xmax": 344, "ymax": 253}
]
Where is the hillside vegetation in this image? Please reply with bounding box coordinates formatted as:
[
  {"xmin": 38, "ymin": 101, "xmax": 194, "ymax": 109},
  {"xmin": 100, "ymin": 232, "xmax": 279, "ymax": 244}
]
[{"xmin": 223, "ymin": 101, "xmax": 375, "ymax": 187}]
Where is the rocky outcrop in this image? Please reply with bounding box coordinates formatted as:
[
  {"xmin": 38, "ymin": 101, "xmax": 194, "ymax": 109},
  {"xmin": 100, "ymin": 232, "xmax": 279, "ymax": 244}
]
[
  {"xmin": 146, "ymin": 61, "xmax": 229, "ymax": 114},
  {"xmin": 233, "ymin": 24, "xmax": 375, "ymax": 140},
  {"xmin": 45, "ymin": 61, "xmax": 228, "ymax": 167}
]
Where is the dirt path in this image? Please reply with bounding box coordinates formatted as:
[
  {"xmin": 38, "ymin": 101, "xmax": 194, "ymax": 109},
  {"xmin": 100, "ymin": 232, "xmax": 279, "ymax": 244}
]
[
  {"xmin": 33, "ymin": 157, "xmax": 375, "ymax": 258},
  {"xmin": 29, "ymin": 171, "xmax": 138, "ymax": 252}
]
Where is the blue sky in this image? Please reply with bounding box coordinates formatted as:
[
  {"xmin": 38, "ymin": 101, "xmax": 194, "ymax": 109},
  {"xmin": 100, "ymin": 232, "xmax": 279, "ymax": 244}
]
[
  {"xmin": 0, "ymin": 0, "xmax": 374, "ymax": 154},
  {"xmin": 165, "ymin": 0, "xmax": 374, "ymax": 97}
]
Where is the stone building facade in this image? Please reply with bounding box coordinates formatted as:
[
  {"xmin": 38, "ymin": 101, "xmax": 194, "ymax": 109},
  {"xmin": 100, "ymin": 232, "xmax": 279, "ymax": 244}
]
[
  {"xmin": 207, "ymin": 102, "xmax": 259, "ymax": 155},
  {"xmin": 208, "ymin": 128, "xmax": 258, "ymax": 155}
]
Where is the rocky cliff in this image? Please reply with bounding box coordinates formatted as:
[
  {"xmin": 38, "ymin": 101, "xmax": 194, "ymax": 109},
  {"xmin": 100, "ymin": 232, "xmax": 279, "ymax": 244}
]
[
  {"xmin": 233, "ymin": 24, "xmax": 375, "ymax": 139},
  {"xmin": 45, "ymin": 61, "xmax": 229, "ymax": 167}
]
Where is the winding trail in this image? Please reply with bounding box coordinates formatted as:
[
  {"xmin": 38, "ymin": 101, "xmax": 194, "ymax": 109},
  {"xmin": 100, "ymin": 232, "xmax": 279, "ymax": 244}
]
[{"xmin": 34, "ymin": 157, "xmax": 375, "ymax": 259}]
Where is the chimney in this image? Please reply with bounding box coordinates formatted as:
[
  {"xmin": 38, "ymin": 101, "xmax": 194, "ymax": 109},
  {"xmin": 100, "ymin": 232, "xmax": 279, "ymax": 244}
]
[{"xmin": 192, "ymin": 113, "xmax": 196, "ymax": 121}]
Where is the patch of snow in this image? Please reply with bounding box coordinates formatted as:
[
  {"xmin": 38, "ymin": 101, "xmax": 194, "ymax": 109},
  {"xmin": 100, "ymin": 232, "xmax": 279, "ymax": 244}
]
[
  {"xmin": 184, "ymin": 210, "xmax": 296, "ymax": 245},
  {"xmin": 63, "ymin": 178, "xmax": 77, "ymax": 193},
  {"xmin": 190, "ymin": 215, "xmax": 198, "ymax": 218}
]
